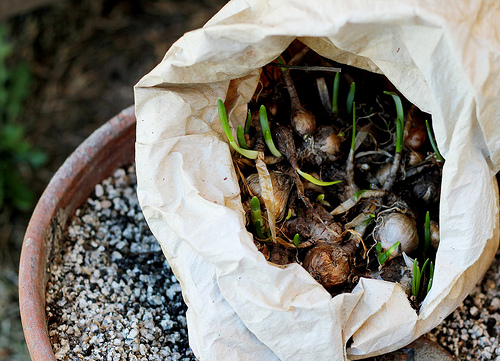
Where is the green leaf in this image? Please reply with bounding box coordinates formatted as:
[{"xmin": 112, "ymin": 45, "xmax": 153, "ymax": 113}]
[
  {"xmin": 259, "ymin": 105, "xmax": 282, "ymax": 158},
  {"xmin": 346, "ymin": 82, "xmax": 355, "ymax": 114},
  {"xmin": 316, "ymin": 193, "xmax": 331, "ymax": 206},
  {"xmin": 296, "ymin": 168, "xmax": 342, "ymax": 186},
  {"xmin": 425, "ymin": 119, "xmax": 444, "ymax": 162},
  {"xmin": 427, "ymin": 261, "xmax": 434, "ymax": 293},
  {"xmin": 424, "ymin": 211, "xmax": 431, "ymax": 254},
  {"xmin": 331, "ymin": 72, "xmax": 340, "ymax": 114},
  {"xmin": 412, "ymin": 258, "xmax": 419, "ymax": 297},
  {"xmin": 250, "ymin": 196, "xmax": 266, "ymax": 239},
  {"xmin": 217, "ymin": 99, "xmax": 258, "ymax": 159},
  {"xmin": 244, "ymin": 109, "xmax": 252, "ymax": 134},
  {"xmin": 356, "ymin": 214, "xmax": 375, "ymax": 230},
  {"xmin": 353, "ymin": 189, "xmax": 367, "ymax": 202},
  {"xmin": 236, "ymin": 126, "xmax": 249, "ymax": 149},
  {"xmin": 293, "ymin": 233, "xmax": 300, "ymax": 247},
  {"xmin": 384, "ymin": 91, "xmax": 405, "ymax": 153},
  {"xmin": 377, "ymin": 241, "xmax": 400, "ymax": 265}
]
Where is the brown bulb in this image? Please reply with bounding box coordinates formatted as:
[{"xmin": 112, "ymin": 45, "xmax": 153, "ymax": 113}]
[
  {"xmin": 303, "ymin": 244, "xmax": 350, "ymax": 290},
  {"xmin": 407, "ymin": 150, "xmax": 425, "ymax": 166},
  {"xmin": 405, "ymin": 126, "xmax": 426, "ymax": 150},
  {"xmin": 430, "ymin": 221, "xmax": 440, "ymax": 251},
  {"xmin": 291, "ymin": 109, "xmax": 316, "ymax": 138}
]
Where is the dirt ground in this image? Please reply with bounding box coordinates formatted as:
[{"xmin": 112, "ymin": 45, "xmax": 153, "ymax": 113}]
[{"xmin": 0, "ymin": 0, "xmax": 226, "ymax": 359}]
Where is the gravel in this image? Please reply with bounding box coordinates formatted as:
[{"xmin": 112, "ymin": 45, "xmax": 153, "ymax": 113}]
[
  {"xmin": 429, "ymin": 246, "xmax": 500, "ymax": 360},
  {"xmin": 44, "ymin": 163, "xmax": 500, "ymax": 360},
  {"xmin": 46, "ymin": 165, "xmax": 194, "ymax": 361}
]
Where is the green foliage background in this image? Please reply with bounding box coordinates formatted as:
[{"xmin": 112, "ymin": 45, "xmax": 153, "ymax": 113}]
[{"xmin": 0, "ymin": 26, "xmax": 46, "ymax": 212}]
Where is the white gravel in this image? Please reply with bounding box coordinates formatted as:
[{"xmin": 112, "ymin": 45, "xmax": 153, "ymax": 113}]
[
  {"xmin": 429, "ymin": 246, "xmax": 500, "ymax": 360},
  {"xmin": 46, "ymin": 165, "xmax": 194, "ymax": 360}
]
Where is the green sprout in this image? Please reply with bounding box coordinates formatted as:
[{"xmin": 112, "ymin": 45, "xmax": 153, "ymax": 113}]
[
  {"xmin": 293, "ymin": 233, "xmax": 300, "ymax": 247},
  {"xmin": 236, "ymin": 126, "xmax": 249, "ymax": 149},
  {"xmin": 376, "ymin": 241, "xmax": 400, "ymax": 266},
  {"xmin": 250, "ymin": 196, "xmax": 267, "ymax": 239},
  {"xmin": 244, "ymin": 109, "xmax": 252, "ymax": 134},
  {"xmin": 296, "ymin": 168, "xmax": 342, "ymax": 186},
  {"xmin": 425, "ymin": 119, "xmax": 444, "ymax": 162},
  {"xmin": 384, "ymin": 91, "xmax": 405, "ymax": 153},
  {"xmin": 331, "ymin": 72, "xmax": 340, "ymax": 114},
  {"xmin": 427, "ymin": 261, "xmax": 434, "ymax": 293},
  {"xmin": 346, "ymin": 82, "xmax": 355, "ymax": 114},
  {"xmin": 217, "ymin": 99, "xmax": 258, "ymax": 159},
  {"xmin": 316, "ymin": 193, "xmax": 331, "ymax": 206},
  {"xmin": 412, "ymin": 258, "xmax": 430, "ymax": 297},
  {"xmin": 353, "ymin": 189, "xmax": 367, "ymax": 202},
  {"xmin": 259, "ymin": 105, "xmax": 282, "ymax": 158},
  {"xmin": 355, "ymin": 214, "xmax": 375, "ymax": 234},
  {"xmin": 285, "ymin": 208, "xmax": 293, "ymax": 220},
  {"xmin": 424, "ymin": 211, "xmax": 431, "ymax": 254},
  {"xmin": 276, "ymin": 57, "xmax": 287, "ymax": 72}
]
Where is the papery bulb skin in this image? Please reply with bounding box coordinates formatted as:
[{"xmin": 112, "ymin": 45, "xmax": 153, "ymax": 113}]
[
  {"xmin": 303, "ymin": 244, "xmax": 350, "ymax": 290},
  {"xmin": 374, "ymin": 212, "xmax": 419, "ymax": 259}
]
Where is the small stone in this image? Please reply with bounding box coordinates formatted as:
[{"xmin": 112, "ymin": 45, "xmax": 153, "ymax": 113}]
[
  {"xmin": 95, "ymin": 184, "xmax": 104, "ymax": 197},
  {"xmin": 111, "ymin": 251, "xmax": 123, "ymax": 261},
  {"xmin": 491, "ymin": 298, "xmax": 500, "ymax": 311}
]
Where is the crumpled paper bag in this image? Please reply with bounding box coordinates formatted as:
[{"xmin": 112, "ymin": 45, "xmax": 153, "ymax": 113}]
[{"xmin": 134, "ymin": 0, "xmax": 500, "ymax": 359}]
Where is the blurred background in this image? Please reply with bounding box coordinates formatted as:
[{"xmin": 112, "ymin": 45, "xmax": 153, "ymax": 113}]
[{"xmin": 0, "ymin": 0, "xmax": 226, "ymax": 358}]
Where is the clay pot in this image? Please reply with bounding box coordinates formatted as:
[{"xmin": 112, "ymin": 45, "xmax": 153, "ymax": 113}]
[{"xmin": 18, "ymin": 106, "xmax": 136, "ymax": 361}]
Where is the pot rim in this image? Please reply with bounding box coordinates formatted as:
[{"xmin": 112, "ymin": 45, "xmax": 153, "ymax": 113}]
[{"xmin": 18, "ymin": 106, "xmax": 136, "ymax": 360}]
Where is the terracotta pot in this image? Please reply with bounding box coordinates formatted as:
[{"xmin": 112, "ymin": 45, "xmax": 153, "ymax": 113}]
[{"xmin": 18, "ymin": 106, "xmax": 136, "ymax": 361}]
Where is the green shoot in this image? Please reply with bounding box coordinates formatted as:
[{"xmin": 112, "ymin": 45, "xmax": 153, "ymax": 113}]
[
  {"xmin": 384, "ymin": 91, "xmax": 405, "ymax": 153},
  {"xmin": 316, "ymin": 193, "xmax": 331, "ymax": 206},
  {"xmin": 293, "ymin": 233, "xmax": 300, "ymax": 247},
  {"xmin": 351, "ymin": 102, "xmax": 356, "ymax": 151},
  {"xmin": 353, "ymin": 189, "xmax": 367, "ymax": 202},
  {"xmin": 296, "ymin": 168, "xmax": 342, "ymax": 186},
  {"xmin": 244, "ymin": 109, "xmax": 252, "ymax": 134},
  {"xmin": 331, "ymin": 72, "xmax": 340, "ymax": 114},
  {"xmin": 250, "ymin": 196, "xmax": 267, "ymax": 239},
  {"xmin": 425, "ymin": 119, "xmax": 444, "ymax": 162},
  {"xmin": 346, "ymin": 82, "xmax": 355, "ymax": 114},
  {"xmin": 259, "ymin": 105, "xmax": 282, "ymax": 158},
  {"xmin": 376, "ymin": 241, "xmax": 400, "ymax": 266},
  {"xmin": 236, "ymin": 126, "xmax": 249, "ymax": 149},
  {"xmin": 218, "ymin": 99, "xmax": 258, "ymax": 159},
  {"xmin": 276, "ymin": 57, "xmax": 287, "ymax": 72},
  {"xmin": 355, "ymin": 214, "xmax": 375, "ymax": 234},
  {"xmin": 427, "ymin": 261, "xmax": 434, "ymax": 293},
  {"xmin": 286, "ymin": 208, "xmax": 293, "ymax": 220},
  {"xmin": 412, "ymin": 258, "xmax": 430, "ymax": 297},
  {"xmin": 424, "ymin": 211, "xmax": 431, "ymax": 254}
]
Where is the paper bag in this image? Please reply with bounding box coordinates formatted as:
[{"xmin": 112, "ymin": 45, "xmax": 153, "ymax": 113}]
[{"xmin": 134, "ymin": 0, "xmax": 500, "ymax": 359}]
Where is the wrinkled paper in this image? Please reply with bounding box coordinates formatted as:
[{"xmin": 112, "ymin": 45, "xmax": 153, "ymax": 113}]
[{"xmin": 134, "ymin": 0, "xmax": 500, "ymax": 359}]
